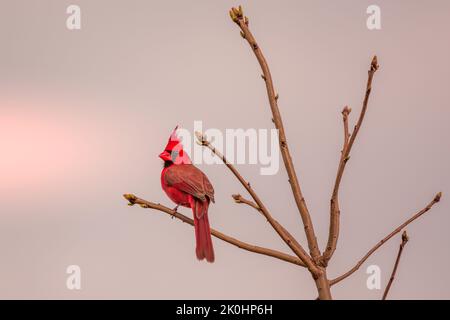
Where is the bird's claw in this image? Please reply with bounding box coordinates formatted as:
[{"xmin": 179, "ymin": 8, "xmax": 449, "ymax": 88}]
[{"xmin": 171, "ymin": 205, "xmax": 179, "ymax": 219}]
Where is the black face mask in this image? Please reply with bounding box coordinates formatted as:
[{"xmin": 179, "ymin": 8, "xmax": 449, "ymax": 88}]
[{"xmin": 163, "ymin": 160, "xmax": 173, "ymax": 168}]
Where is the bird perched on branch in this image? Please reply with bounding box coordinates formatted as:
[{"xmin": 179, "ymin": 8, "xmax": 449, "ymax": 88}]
[{"xmin": 159, "ymin": 126, "xmax": 215, "ymax": 262}]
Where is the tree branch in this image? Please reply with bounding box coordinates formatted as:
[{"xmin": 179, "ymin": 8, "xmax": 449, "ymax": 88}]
[
  {"xmin": 123, "ymin": 193, "xmax": 306, "ymax": 267},
  {"xmin": 195, "ymin": 132, "xmax": 320, "ymax": 276},
  {"xmin": 330, "ymin": 192, "xmax": 442, "ymax": 286},
  {"xmin": 322, "ymin": 57, "xmax": 379, "ymax": 266},
  {"xmin": 342, "ymin": 106, "xmax": 351, "ymax": 147},
  {"xmin": 382, "ymin": 231, "xmax": 409, "ymax": 300},
  {"xmin": 232, "ymin": 193, "xmax": 260, "ymax": 211},
  {"xmin": 232, "ymin": 193, "xmax": 307, "ymax": 261},
  {"xmin": 229, "ymin": 6, "xmax": 321, "ymax": 262}
]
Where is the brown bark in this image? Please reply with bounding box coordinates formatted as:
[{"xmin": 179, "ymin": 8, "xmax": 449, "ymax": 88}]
[
  {"xmin": 315, "ymin": 269, "xmax": 333, "ymax": 300},
  {"xmin": 230, "ymin": 6, "xmax": 321, "ymax": 263},
  {"xmin": 123, "ymin": 194, "xmax": 306, "ymax": 267},
  {"xmin": 195, "ymin": 132, "xmax": 319, "ymax": 276},
  {"xmin": 382, "ymin": 231, "xmax": 409, "ymax": 300},
  {"xmin": 321, "ymin": 57, "xmax": 379, "ymax": 266}
]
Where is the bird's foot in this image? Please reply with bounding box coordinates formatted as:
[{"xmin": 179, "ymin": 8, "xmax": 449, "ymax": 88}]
[{"xmin": 171, "ymin": 205, "xmax": 179, "ymax": 219}]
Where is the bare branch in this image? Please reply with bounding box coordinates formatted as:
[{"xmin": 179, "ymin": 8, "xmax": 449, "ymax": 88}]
[
  {"xmin": 330, "ymin": 192, "xmax": 442, "ymax": 286},
  {"xmin": 230, "ymin": 6, "xmax": 321, "ymax": 262},
  {"xmin": 382, "ymin": 231, "xmax": 409, "ymax": 300},
  {"xmin": 123, "ymin": 193, "xmax": 306, "ymax": 267},
  {"xmin": 195, "ymin": 132, "xmax": 320, "ymax": 276},
  {"xmin": 322, "ymin": 57, "xmax": 379, "ymax": 266},
  {"xmin": 232, "ymin": 193, "xmax": 260, "ymax": 211},
  {"xmin": 232, "ymin": 193, "xmax": 307, "ymax": 260},
  {"xmin": 342, "ymin": 106, "xmax": 351, "ymax": 148}
]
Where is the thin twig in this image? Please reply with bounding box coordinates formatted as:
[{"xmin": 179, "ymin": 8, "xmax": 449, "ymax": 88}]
[
  {"xmin": 232, "ymin": 193, "xmax": 261, "ymax": 211},
  {"xmin": 342, "ymin": 106, "xmax": 351, "ymax": 147},
  {"xmin": 195, "ymin": 132, "xmax": 320, "ymax": 276},
  {"xmin": 330, "ymin": 192, "xmax": 442, "ymax": 286},
  {"xmin": 322, "ymin": 57, "xmax": 379, "ymax": 266},
  {"xmin": 123, "ymin": 194, "xmax": 306, "ymax": 267},
  {"xmin": 382, "ymin": 231, "xmax": 409, "ymax": 300},
  {"xmin": 232, "ymin": 193, "xmax": 306, "ymax": 259},
  {"xmin": 230, "ymin": 6, "xmax": 321, "ymax": 262}
]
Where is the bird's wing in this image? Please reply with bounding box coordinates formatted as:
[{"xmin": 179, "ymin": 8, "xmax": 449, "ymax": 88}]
[
  {"xmin": 202, "ymin": 174, "xmax": 215, "ymax": 203},
  {"xmin": 164, "ymin": 164, "xmax": 214, "ymax": 202}
]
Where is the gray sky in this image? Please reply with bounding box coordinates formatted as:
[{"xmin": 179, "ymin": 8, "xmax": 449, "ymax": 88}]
[{"xmin": 1, "ymin": 0, "xmax": 449, "ymax": 299}]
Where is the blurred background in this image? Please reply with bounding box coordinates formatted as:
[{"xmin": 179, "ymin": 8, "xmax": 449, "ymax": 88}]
[{"xmin": 0, "ymin": 0, "xmax": 449, "ymax": 299}]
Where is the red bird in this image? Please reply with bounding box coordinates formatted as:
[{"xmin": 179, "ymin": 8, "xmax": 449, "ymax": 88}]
[{"xmin": 159, "ymin": 127, "xmax": 215, "ymax": 263}]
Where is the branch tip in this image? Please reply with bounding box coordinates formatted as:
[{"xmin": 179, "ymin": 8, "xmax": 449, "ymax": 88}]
[
  {"xmin": 342, "ymin": 105, "xmax": 351, "ymax": 116},
  {"xmin": 371, "ymin": 55, "xmax": 379, "ymax": 71},
  {"xmin": 123, "ymin": 193, "xmax": 137, "ymax": 205},
  {"xmin": 195, "ymin": 131, "xmax": 208, "ymax": 146},
  {"xmin": 229, "ymin": 10, "xmax": 238, "ymax": 23},
  {"xmin": 229, "ymin": 6, "xmax": 244, "ymax": 23},
  {"xmin": 434, "ymin": 192, "xmax": 442, "ymax": 202},
  {"xmin": 401, "ymin": 230, "xmax": 409, "ymax": 244},
  {"xmin": 232, "ymin": 194, "xmax": 243, "ymax": 203}
]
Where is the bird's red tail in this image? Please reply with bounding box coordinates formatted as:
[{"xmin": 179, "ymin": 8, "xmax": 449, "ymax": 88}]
[{"xmin": 191, "ymin": 198, "xmax": 215, "ymax": 263}]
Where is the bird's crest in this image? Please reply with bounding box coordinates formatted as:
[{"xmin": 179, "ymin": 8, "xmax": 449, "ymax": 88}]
[
  {"xmin": 163, "ymin": 125, "xmax": 192, "ymax": 165},
  {"xmin": 165, "ymin": 125, "xmax": 182, "ymax": 152}
]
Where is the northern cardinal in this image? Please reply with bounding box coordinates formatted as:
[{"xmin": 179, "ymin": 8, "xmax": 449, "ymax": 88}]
[{"xmin": 159, "ymin": 127, "xmax": 215, "ymax": 262}]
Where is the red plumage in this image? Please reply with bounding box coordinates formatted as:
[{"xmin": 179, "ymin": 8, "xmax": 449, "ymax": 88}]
[{"xmin": 159, "ymin": 127, "xmax": 215, "ymax": 262}]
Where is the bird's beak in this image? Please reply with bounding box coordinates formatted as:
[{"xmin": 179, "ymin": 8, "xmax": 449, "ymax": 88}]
[{"xmin": 159, "ymin": 150, "xmax": 171, "ymax": 161}]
